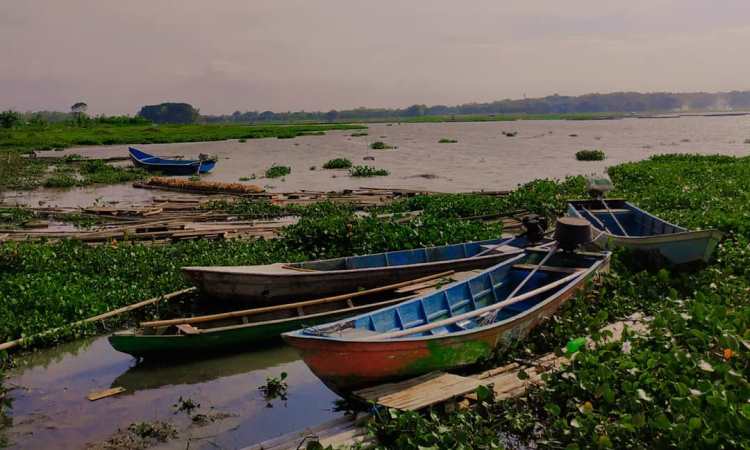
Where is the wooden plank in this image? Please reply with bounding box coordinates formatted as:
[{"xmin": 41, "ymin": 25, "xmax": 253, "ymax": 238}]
[
  {"xmin": 511, "ymin": 264, "xmax": 585, "ymax": 274},
  {"xmin": 355, "ymin": 372, "xmax": 482, "ymax": 411},
  {"xmin": 87, "ymin": 387, "xmax": 126, "ymax": 401}
]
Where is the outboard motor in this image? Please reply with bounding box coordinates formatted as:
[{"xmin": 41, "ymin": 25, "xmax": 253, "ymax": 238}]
[
  {"xmin": 586, "ymin": 176, "xmax": 614, "ymax": 200},
  {"xmin": 554, "ymin": 217, "xmax": 593, "ymax": 252},
  {"xmin": 521, "ymin": 214, "xmax": 549, "ymax": 244}
]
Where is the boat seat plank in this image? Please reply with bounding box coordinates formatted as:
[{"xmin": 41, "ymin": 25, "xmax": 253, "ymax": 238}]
[
  {"xmin": 426, "ymin": 309, "xmax": 449, "ymax": 321},
  {"xmin": 479, "ymin": 244, "xmax": 523, "ymax": 255},
  {"xmin": 354, "ymin": 372, "xmax": 482, "ymax": 411},
  {"xmin": 335, "ymin": 328, "xmax": 382, "ymax": 339},
  {"xmin": 586, "ymin": 208, "xmax": 630, "ymax": 214},
  {"xmin": 511, "ymin": 264, "xmax": 585, "ymax": 274}
]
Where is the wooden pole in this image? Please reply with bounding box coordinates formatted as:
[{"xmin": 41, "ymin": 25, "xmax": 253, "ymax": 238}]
[
  {"xmin": 471, "ymin": 236, "xmax": 516, "ymax": 258},
  {"xmin": 601, "ymin": 200, "xmax": 629, "ymax": 236},
  {"xmin": 0, "ymin": 287, "xmax": 196, "ymax": 352},
  {"xmin": 141, "ymin": 271, "xmax": 455, "ymax": 329},
  {"xmin": 358, "ymin": 271, "xmax": 584, "ymax": 341}
]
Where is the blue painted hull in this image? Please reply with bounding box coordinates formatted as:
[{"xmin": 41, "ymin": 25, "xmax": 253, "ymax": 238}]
[
  {"xmin": 184, "ymin": 235, "xmax": 552, "ymax": 304},
  {"xmin": 128, "ymin": 147, "xmax": 216, "ymax": 175},
  {"xmin": 567, "ymin": 199, "xmax": 723, "ymax": 265}
]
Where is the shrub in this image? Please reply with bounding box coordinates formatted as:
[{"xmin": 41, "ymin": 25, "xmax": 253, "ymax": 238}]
[
  {"xmin": 370, "ymin": 141, "xmax": 393, "ymax": 150},
  {"xmin": 322, "ymin": 158, "xmax": 352, "ymax": 169},
  {"xmin": 265, "ymin": 165, "xmax": 291, "ymax": 178},
  {"xmin": 349, "ymin": 165, "xmax": 389, "ymax": 177},
  {"xmin": 576, "ymin": 149, "xmax": 606, "ymax": 161},
  {"xmin": 438, "ymin": 138, "xmax": 458, "ymax": 143}
]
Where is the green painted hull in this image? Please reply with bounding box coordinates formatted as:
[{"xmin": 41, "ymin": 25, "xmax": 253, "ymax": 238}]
[{"xmin": 109, "ymin": 307, "xmax": 377, "ymax": 359}]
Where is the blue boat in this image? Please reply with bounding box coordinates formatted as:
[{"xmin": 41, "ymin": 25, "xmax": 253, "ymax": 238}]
[
  {"xmin": 567, "ymin": 199, "xmax": 723, "ymax": 265},
  {"xmin": 283, "ymin": 247, "xmax": 610, "ymax": 394},
  {"xmin": 184, "ymin": 235, "xmax": 553, "ymax": 305},
  {"xmin": 128, "ymin": 147, "xmax": 216, "ymax": 175}
]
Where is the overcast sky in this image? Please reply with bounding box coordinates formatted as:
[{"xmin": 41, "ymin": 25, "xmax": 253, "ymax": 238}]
[{"xmin": 2, "ymin": 1, "xmax": 750, "ymax": 115}]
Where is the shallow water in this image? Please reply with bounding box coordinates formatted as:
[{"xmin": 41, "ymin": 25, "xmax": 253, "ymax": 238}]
[
  {"xmin": 5, "ymin": 337, "xmax": 340, "ymax": 449},
  {"xmin": 9, "ymin": 116, "xmax": 750, "ymax": 208}
]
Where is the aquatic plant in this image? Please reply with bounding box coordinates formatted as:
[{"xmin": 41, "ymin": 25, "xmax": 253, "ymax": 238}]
[
  {"xmin": 322, "ymin": 158, "xmax": 352, "ymax": 169},
  {"xmin": 265, "ymin": 164, "xmax": 291, "ymax": 178},
  {"xmin": 370, "ymin": 141, "xmax": 393, "ymax": 150},
  {"xmin": 438, "ymin": 138, "xmax": 458, "ymax": 143},
  {"xmin": 576, "ymin": 149, "xmax": 606, "ymax": 161},
  {"xmin": 258, "ymin": 372, "xmax": 288, "ymax": 407},
  {"xmin": 351, "ymin": 132, "xmax": 369, "ymax": 137},
  {"xmin": 349, "ymin": 165, "xmax": 389, "ymax": 177}
]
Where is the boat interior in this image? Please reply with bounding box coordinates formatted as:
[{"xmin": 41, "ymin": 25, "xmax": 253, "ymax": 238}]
[
  {"xmin": 569, "ymin": 199, "xmax": 685, "ymax": 237},
  {"xmin": 304, "ymin": 250, "xmax": 603, "ymax": 340},
  {"xmin": 289, "ymin": 237, "xmax": 517, "ymax": 271}
]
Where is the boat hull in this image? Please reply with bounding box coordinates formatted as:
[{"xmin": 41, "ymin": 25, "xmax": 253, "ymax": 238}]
[
  {"xmin": 566, "ymin": 201, "xmax": 722, "ymax": 265},
  {"xmin": 283, "ymin": 257, "xmax": 608, "ymax": 394},
  {"xmin": 128, "ymin": 147, "xmax": 215, "ymax": 175},
  {"xmin": 184, "ymin": 250, "xmax": 522, "ymax": 305},
  {"xmin": 109, "ymin": 298, "xmax": 401, "ymax": 359},
  {"xmin": 589, "ymin": 229, "xmax": 723, "ymax": 265}
]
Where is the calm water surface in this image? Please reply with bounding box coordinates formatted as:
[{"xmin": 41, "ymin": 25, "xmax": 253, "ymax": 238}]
[{"xmin": 6, "ymin": 337, "xmax": 340, "ymax": 449}]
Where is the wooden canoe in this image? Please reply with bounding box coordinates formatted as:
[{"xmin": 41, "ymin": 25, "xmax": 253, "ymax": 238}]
[
  {"xmin": 567, "ymin": 199, "xmax": 723, "ymax": 265},
  {"xmin": 282, "ymin": 248, "xmax": 610, "ymax": 395},
  {"xmin": 129, "ymin": 147, "xmax": 216, "ymax": 175},
  {"xmin": 183, "ymin": 235, "xmax": 548, "ymax": 305},
  {"xmin": 108, "ymin": 272, "xmax": 457, "ymax": 359}
]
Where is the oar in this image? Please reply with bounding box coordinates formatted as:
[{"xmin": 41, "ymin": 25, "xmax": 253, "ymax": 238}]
[
  {"xmin": 358, "ymin": 270, "xmax": 584, "ymax": 341},
  {"xmin": 141, "ymin": 271, "xmax": 455, "ymax": 329},
  {"xmin": 472, "ymin": 236, "xmax": 517, "ymax": 258},
  {"xmin": 581, "ymin": 206, "xmax": 609, "ymax": 232},
  {"xmin": 600, "ymin": 199, "xmax": 629, "ymax": 236},
  {"xmin": 481, "ymin": 243, "xmax": 558, "ymax": 325}
]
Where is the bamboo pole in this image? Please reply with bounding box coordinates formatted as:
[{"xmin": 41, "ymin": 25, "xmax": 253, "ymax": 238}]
[
  {"xmin": 601, "ymin": 200, "xmax": 629, "ymax": 236},
  {"xmin": 358, "ymin": 271, "xmax": 584, "ymax": 341},
  {"xmin": 141, "ymin": 271, "xmax": 455, "ymax": 329},
  {"xmin": 0, "ymin": 287, "xmax": 196, "ymax": 352}
]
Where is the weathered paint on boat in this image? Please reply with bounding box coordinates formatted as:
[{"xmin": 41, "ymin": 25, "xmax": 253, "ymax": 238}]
[
  {"xmin": 109, "ymin": 295, "xmax": 408, "ymax": 359},
  {"xmin": 282, "ymin": 249, "xmax": 609, "ymax": 394},
  {"xmin": 129, "ymin": 147, "xmax": 216, "ymax": 175},
  {"xmin": 183, "ymin": 236, "xmax": 547, "ymax": 305},
  {"xmin": 567, "ymin": 199, "xmax": 723, "ymax": 265}
]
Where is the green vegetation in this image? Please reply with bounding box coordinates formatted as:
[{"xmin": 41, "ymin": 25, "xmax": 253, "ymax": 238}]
[
  {"xmin": 438, "ymin": 138, "xmax": 458, "ymax": 143},
  {"xmin": 349, "ymin": 165, "xmax": 390, "ymax": 177},
  {"xmin": 41, "ymin": 161, "xmax": 147, "ymax": 189},
  {"xmin": 576, "ymin": 149, "xmax": 606, "ymax": 161},
  {"xmin": 351, "ymin": 132, "xmax": 369, "ymax": 137},
  {"xmin": 1, "ymin": 154, "xmax": 749, "ymax": 448},
  {"xmin": 0, "ymin": 123, "xmax": 365, "ymax": 154},
  {"xmin": 264, "ymin": 164, "xmax": 291, "ymax": 178},
  {"xmin": 258, "ymin": 372, "xmax": 289, "ymax": 407},
  {"xmin": 322, "ymin": 158, "xmax": 353, "ymax": 169},
  {"xmin": 370, "ymin": 141, "xmax": 394, "ymax": 150}
]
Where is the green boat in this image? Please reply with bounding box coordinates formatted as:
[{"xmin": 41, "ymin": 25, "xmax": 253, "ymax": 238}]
[{"xmin": 109, "ymin": 272, "xmax": 454, "ymax": 359}]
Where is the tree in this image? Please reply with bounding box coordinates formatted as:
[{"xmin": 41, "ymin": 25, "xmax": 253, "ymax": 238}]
[
  {"xmin": 70, "ymin": 102, "xmax": 89, "ymax": 125},
  {"xmin": 0, "ymin": 110, "xmax": 20, "ymax": 129},
  {"xmin": 137, "ymin": 103, "xmax": 200, "ymax": 124},
  {"xmin": 325, "ymin": 110, "xmax": 339, "ymax": 122}
]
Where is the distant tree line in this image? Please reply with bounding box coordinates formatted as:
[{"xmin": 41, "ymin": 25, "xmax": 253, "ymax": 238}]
[
  {"xmin": 5, "ymin": 90, "xmax": 750, "ymax": 127},
  {"xmin": 202, "ymin": 90, "xmax": 750, "ymax": 123}
]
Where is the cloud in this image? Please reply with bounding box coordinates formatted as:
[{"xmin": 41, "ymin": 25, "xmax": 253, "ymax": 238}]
[{"xmin": 2, "ymin": 0, "xmax": 750, "ymax": 114}]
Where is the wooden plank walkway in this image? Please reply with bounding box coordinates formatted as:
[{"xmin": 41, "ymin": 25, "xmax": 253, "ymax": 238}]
[
  {"xmin": 355, "ymin": 372, "xmax": 483, "ymax": 411},
  {"xmin": 244, "ymin": 313, "xmax": 648, "ymax": 450}
]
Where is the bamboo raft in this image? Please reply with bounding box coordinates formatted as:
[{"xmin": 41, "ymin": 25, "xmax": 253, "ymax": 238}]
[{"xmin": 243, "ymin": 313, "xmax": 648, "ymax": 450}]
